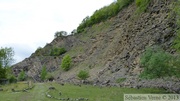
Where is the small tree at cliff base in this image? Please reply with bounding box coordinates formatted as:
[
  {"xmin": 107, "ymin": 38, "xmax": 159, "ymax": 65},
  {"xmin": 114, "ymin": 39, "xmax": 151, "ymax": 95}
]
[{"xmin": 61, "ymin": 55, "xmax": 72, "ymax": 71}]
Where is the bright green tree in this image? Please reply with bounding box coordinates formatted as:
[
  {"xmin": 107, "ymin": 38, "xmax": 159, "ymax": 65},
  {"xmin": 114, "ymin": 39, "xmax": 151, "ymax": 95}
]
[
  {"xmin": 0, "ymin": 47, "xmax": 14, "ymax": 79},
  {"xmin": 61, "ymin": 55, "xmax": 72, "ymax": 71}
]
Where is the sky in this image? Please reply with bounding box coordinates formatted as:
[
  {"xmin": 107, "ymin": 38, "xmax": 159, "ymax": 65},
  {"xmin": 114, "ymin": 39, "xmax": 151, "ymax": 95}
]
[{"xmin": 0, "ymin": 0, "xmax": 114, "ymax": 64}]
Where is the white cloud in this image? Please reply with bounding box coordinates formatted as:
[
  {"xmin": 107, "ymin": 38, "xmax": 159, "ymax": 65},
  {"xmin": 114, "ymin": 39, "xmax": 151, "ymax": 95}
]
[{"xmin": 0, "ymin": 0, "xmax": 114, "ymax": 64}]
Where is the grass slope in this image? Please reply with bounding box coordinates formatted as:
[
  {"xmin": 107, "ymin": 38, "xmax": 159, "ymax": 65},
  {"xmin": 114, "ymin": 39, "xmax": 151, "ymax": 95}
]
[{"xmin": 0, "ymin": 82, "xmax": 169, "ymax": 101}]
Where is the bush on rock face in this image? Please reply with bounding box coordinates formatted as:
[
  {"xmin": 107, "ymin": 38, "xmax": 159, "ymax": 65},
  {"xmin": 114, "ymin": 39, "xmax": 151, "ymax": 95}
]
[
  {"xmin": 50, "ymin": 47, "xmax": 66, "ymax": 56},
  {"xmin": 61, "ymin": 55, "xmax": 72, "ymax": 71},
  {"xmin": 77, "ymin": 70, "xmax": 89, "ymax": 80}
]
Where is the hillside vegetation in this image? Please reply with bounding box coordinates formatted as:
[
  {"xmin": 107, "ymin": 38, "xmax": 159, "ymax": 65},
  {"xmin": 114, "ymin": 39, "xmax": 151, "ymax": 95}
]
[
  {"xmin": 12, "ymin": 0, "xmax": 180, "ymax": 93},
  {"xmin": 77, "ymin": 0, "xmax": 134, "ymax": 33}
]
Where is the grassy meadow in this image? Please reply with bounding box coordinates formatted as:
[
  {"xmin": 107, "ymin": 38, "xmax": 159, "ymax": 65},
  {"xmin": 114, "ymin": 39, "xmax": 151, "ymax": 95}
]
[{"xmin": 0, "ymin": 82, "xmax": 169, "ymax": 101}]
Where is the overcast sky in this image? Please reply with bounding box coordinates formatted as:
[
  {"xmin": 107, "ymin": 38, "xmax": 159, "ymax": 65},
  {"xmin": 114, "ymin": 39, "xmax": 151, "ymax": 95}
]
[{"xmin": 0, "ymin": 0, "xmax": 114, "ymax": 64}]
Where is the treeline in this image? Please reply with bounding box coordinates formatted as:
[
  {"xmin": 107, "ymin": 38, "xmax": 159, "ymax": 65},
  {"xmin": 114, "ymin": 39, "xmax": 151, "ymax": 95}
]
[{"xmin": 77, "ymin": 0, "xmax": 134, "ymax": 33}]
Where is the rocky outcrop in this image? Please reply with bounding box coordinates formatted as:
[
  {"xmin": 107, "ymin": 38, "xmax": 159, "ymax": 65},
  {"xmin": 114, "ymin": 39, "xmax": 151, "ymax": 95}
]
[
  {"xmin": 12, "ymin": 0, "xmax": 179, "ymax": 92},
  {"xmin": 90, "ymin": 0, "xmax": 176, "ymax": 82}
]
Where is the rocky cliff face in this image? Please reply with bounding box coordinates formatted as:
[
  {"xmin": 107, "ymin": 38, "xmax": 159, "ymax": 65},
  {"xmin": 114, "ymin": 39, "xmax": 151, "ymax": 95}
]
[{"xmin": 12, "ymin": 0, "xmax": 180, "ymax": 93}]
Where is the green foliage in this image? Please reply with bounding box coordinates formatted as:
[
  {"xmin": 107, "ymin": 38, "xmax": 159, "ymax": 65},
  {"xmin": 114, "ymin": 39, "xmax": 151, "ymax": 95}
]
[
  {"xmin": 5, "ymin": 67, "xmax": 17, "ymax": 83},
  {"xmin": 54, "ymin": 31, "xmax": 67, "ymax": 38},
  {"xmin": 140, "ymin": 47, "xmax": 180, "ymax": 79},
  {"xmin": 0, "ymin": 47, "xmax": 14, "ymax": 79},
  {"xmin": 77, "ymin": 0, "xmax": 134, "ymax": 33},
  {"xmin": 61, "ymin": 55, "xmax": 72, "ymax": 71},
  {"xmin": 77, "ymin": 70, "xmax": 89, "ymax": 80},
  {"xmin": 0, "ymin": 66, "xmax": 6, "ymax": 79},
  {"xmin": 116, "ymin": 78, "xmax": 126, "ymax": 83},
  {"xmin": 41, "ymin": 66, "xmax": 47, "ymax": 81},
  {"xmin": 173, "ymin": 0, "xmax": 180, "ymax": 51},
  {"xmin": 8, "ymin": 75, "xmax": 17, "ymax": 83},
  {"xmin": 0, "ymin": 47, "xmax": 14, "ymax": 68},
  {"xmin": 35, "ymin": 47, "xmax": 66, "ymax": 56},
  {"xmin": 50, "ymin": 47, "xmax": 66, "ymax": 56},
  {"xmin": 135, "ymin": 0, "xmax": 150, "ymax": 13},
  {"xmin": 18, "ymin": 70, "xmax": 26, "ymax": 81}
]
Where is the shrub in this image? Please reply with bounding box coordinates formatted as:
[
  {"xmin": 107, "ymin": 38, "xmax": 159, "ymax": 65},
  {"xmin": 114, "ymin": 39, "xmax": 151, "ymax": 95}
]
[
  {"xmin": 18, "ymin": 70, "xmax": 26, "ymax": 81},
  {"xmin": 61, "ymin": 55, "xmax": 72, "ymax": 71},
  {"xmin": 8, "ymin": 75, "xmax": 17, "ymax": 83},
  {"xmin": 50, "ymin": 47, "xmax": 66, "ymax": 56},
  {"xmin": 0, "ymin": 66, "xmax": 6, "ymax": 79},
  {"xmin": 140, "ymin": 47, "xmax": 173, "ymax": 79},
  {"xmin": 135, "ymin": 0, "xmax": 150, "ymax": 13},
  {"xmin": 77, "ymin": 70, "xmax": 89, "ymax": 80},
  {"xmin": 41, "ymin": 66, "xmax": 47, "ymax": 81}
]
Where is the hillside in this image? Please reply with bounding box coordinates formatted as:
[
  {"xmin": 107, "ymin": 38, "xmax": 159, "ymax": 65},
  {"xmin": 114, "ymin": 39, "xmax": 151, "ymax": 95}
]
[{"xmin": 12, "ymin": 0, "xmax": 180, "ymax": 93}]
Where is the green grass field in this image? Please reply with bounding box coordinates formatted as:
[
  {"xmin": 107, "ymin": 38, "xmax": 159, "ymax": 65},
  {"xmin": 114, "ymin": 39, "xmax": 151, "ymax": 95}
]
[{"xmin": 0, "ymin": 82, "xmax": 169, "ymax": 101}]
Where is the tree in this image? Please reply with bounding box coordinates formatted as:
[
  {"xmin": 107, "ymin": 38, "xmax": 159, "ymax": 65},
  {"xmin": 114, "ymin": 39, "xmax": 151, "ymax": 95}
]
[
  {"xmin": 41, "ymin": 66, "xmax": 47, "ymax": 81},
  {"xmin": 140, "ymin": 47, "xmax": 173, "ymax": 79},
  {"xmin": 0, "ymin": 47, "xmax": 14, "ymax": 68},
  {"xmin": 18, "ymin": 70, "xmax": 26, "ymax": 81},
  {"xmin": 0, "ymin": 64, "xmax": 6, "ymax": 79},
  {"xmin": 54, "ymin": 31, "xmax": 67, "ymax": 38},
  {"xmin": 0, "ymin": 47, "xmax": 14, "ymax": 79},
  {"xmin": 61, "ymin": 55, "xmax": 72, "ymax": 71}
]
